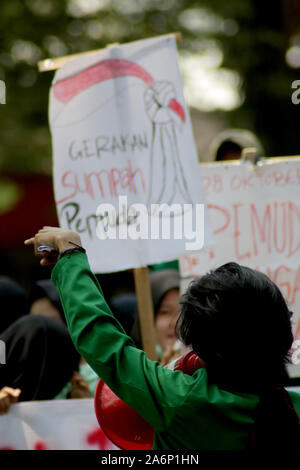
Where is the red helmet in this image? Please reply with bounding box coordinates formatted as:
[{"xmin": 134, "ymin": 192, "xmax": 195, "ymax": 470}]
[{"xmin": 94, "ymin": 351, "xmax": 205, "ymax": 450}]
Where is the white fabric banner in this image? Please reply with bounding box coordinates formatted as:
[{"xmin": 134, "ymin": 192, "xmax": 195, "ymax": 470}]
[
  {"xmin": 0, "ymin": 399, "xmax": 118, "ymax": 450},
  {"xmin": 49, "ymin": 35, "xmax": 212, "ymax": 273},
  {"xmin": 180, "ymin": 157, "xmax": 300, "ymax": 378},
  {"xmin": 1, "ymin": 390, "xmax": 299, "ymax": 450}
]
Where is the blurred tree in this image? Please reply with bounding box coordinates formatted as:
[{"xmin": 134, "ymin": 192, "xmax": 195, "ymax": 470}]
[{"xmin": 0, "ymin": 0, "xmax": 299, "ymax": 176}]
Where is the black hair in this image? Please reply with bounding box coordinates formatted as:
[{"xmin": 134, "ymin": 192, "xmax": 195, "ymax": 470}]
[
  {"xmin": 176, "ymin": 262, "xmax": 300, "ymax": 447},
  {"xmin": 176, "ymin": 262, "xmax": 293, "ymax": 391},
  {"xmin": 215, "ymin": 141, "xmax": 242, "ymax": 161},
  {"xmin": 0, "ymin": 276, "xmax": 28, "ymax": 334}
]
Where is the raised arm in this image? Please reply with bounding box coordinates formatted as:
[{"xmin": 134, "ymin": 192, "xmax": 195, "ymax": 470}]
[{"xmin": 24, "ymin": 228, "xmax": 198, "ymax": 431}]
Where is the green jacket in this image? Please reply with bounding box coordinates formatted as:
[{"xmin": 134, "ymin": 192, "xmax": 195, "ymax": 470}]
[{"xmin": 52, "ymin": 252, "xmax": 300, "ymax": 450}]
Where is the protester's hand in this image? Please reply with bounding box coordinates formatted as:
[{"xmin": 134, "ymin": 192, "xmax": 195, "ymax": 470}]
[
  {"xmin": 24, "ymin": 227, "xmax": 82, "ymax": 266},
  {"xmin": 70, "ymin": 372, "xmax": 90, "ymax": 399},
  {"xmin": 0, "ymin": 387, "xmax": 21, "ymax": 415}
]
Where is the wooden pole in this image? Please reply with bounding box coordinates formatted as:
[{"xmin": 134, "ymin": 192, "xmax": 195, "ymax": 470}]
[
  {"xmin": 38, "ymin": 32, "xmax": 182, "ymax": 72},
  {"xmin": 37, "ymin": 43, "xmax": 119, "ymax": 72},
  {"xmin": 133, "ymin": 267, "xmax": 158, "ymax": 361}
]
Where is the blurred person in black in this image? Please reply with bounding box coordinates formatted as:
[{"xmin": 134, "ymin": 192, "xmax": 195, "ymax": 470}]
[
  {"xmin": 0, "ymin": 276, "xmax": 27, "ymax": 334},
  {"xmin": 0, "ymin": 277, "xmax": 80, "ymax": 409},
  {"xmin": 207, "ymin": 128, "xmax": 264, "ymax": 162}
]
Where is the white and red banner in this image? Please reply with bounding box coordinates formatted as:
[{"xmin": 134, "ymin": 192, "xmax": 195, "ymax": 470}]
[
  {"xmin": 0, "ymin": 399, "xmax": 118, "ymax": 450},
  {"xmin": 180, "ymin": 157, "xmax": 300, "ymax": 378},
  {"xmin": 49, "ymin": 35, "xmax": 212, "ymax": 273}
]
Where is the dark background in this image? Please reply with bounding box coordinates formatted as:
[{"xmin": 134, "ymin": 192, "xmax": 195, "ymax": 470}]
[{"xmin": 0, "ymin": 0, "xmax": 299, "ymax": 289}]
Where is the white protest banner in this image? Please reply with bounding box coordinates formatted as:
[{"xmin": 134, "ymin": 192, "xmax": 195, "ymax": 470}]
[
  {"xmin": 49, "ymin": 35, "xmax": 212, "ymax": 273},
  {"xmin": 180, "ymin": 157, "xmax": 300, "ymax": 378},
  {"xmin": 0, "ymin": 399, "xmax": 118, "ymax": 450}
]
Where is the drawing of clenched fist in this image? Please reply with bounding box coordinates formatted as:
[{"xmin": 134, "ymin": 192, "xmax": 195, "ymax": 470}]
[
  {"xmin": 144, "ymin": 80, "xmax": 192, "ymax": 206},
  {"xmin": 144, "ymin": 81, "xmax": 176, "ymax": 124}
]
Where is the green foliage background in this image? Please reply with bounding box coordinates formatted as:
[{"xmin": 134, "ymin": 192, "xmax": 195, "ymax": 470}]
[{"xmin": 0, "ymin": 0, "xmax": 299, "ymax": 174}]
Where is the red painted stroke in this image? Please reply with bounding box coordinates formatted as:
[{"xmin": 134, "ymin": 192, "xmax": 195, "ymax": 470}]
[
  {"xmin": 295, "ymin": 318, "xmax": 300, "ymax": 341},
  {"xmin": 53, "ymin": 59, "xmax": 154, "ymax": 103},
  {"xmin": 34, "ymin": 441, "xmax": 48, "ymax": 450},
  {"xmin": 86, "ymin": 427, "xmax": 113, "ymax": 450},
  {"xmin": 53, "ymin": 58, "xmax": 185, "ymax": 122},
  {"xmin": 169, "ymin": 97, "xmax": 185, "ymax": 122}
]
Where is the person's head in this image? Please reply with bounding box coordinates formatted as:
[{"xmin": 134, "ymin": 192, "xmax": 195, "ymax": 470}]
[
  {"xmin": 215, "ymin": 140, "xmax": 243, "ymax": 161},
  {"xmin": 176, "ymin": 262, "xmax": 293, "ymax": 391},
  {"xmin": 150, "ymin": 269, "xmax": 180, "ymax": 351},
  {"xmin": 150, "ymin": 269, "xmax": 180, "ymax": 350},
  {"xmin": 0, "ymin": 276, "xmax": 27, "ymax": 333},
  {"xmin": 28, "ymin": 280, "xmax": 65, "ymax": 324},
  {"xmin": 155, "ymin": 288, "xmax": 180, "ymax": 351},
  {"xmin": 208, "ymin": 129, "xmax": 264, "ymax": 162}
]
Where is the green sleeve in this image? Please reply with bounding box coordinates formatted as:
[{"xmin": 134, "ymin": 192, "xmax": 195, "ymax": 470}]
[
  {"xmin": 51, "ymin": 252, "xmax": 197, "ymax": 431},
  {"xmin": 288, "ymin": 390, "xmax": 300, "ymax": 417}
]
